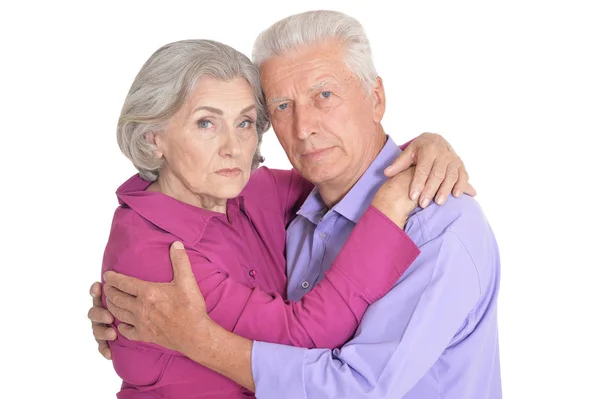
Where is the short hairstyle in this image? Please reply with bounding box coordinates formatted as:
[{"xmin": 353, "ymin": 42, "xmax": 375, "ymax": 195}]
[
  {"xmin": 117, "ymin": 39, "xmax": 269, "ymax": 181},
  {"xmin": 252, "ymin": 10, "xmax": 378, "ymax": 90}
]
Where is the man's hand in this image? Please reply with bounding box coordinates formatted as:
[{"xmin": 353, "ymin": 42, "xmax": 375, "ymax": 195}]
[
  {"xmin": 385, "ymin": 133, "xmax": 476, "ymax": 208},
  {"xmin": 88, "ymin": 282, "xmax": 116, "ymax": 359},
  {"xmin": 372, "ymin": 167, "xmax": 419, "ymax": 229},
  {"xmin": 103, "ymin": 242, "xmax": 210, "ymax": 355}
]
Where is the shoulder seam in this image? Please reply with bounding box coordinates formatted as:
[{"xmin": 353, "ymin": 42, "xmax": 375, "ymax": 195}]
[{"xmin": 446, "ymin": 231, "xmax": 482, "ymax": 298}]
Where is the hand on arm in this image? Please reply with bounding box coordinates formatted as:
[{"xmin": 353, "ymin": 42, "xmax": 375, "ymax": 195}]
[
  {"xmin": 88, "ymin": 282, "xmax": 116, "ymax": 359},
  {"xmin": 103, "ymin": 243, "xmax": 256, "ymax": 391},
  {"xmin": 371, "ymin": 167, "xmax": 419, "ymax": 229},
  {"xmin": 385, "ymin": 132, "xmax": 476, "ymax": 208},
  {"xmin": 104, "ymin": 209, "xmax": 420, "ymax": 391}
]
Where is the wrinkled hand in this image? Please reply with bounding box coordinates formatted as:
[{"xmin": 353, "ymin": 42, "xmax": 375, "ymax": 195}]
[
  {"xmin": 372, "ymin": 167, "xmax": 419, "ymax": 229},
  {"xmin": 103, "ymin": 242, "xmax": 209, "ymax": 354},
  {"xmin": 88, "ymin": 281, "xmax": 116, "ymax": 359},
  {"xmin": 385, "ymin": 132, "xmax": 476, "ymax": 208}
]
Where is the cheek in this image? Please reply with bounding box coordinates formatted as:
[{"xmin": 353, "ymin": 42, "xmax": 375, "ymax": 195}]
[
  {"xmin": 177, "ymin": 139, "xmax": 214, "ymax": 172},
  {"xmin": 245, "ymin": 134, "xmax": 259, "ymax": 160},
  {"xmin": 272, "ymin": 118, "xmax": 293, "ymax": 139}
]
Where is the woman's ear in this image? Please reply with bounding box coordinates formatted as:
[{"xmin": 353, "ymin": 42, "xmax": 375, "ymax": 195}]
[{"xmin": 145, "ymin": 132, "xmax": 164, "ymax": 159}]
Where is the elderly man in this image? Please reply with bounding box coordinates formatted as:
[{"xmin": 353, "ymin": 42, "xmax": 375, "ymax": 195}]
[{"xmin": 91, "ymin": 10, "xmax": 500, "ymax": 399}]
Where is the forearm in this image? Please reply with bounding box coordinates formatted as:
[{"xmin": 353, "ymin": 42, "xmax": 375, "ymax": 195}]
[
  {"xmin": 252, "ymin": 233, "xmax": 481, "ymax": 398},
  {"xmin": 206, "ymin": 206, "xmax": 418, "ymax": 350},
  {"xmin": 183, "ymin": 318, "xmax": 256, "ymax": 392}
]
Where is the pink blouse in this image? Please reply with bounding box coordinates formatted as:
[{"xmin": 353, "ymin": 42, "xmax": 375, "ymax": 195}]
[{"xmin": 101, "ymin": 167, "xmax": 419, "ymax": 398}]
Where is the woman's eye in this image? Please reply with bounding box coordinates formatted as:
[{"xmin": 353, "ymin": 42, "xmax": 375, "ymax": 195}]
[
  {"xmin": 198, "ymin": 120, "xmax": 212, "ymax": 128},
  {"xmin": 238, "ymin": 120, "xmax": 254, "ymax": 128},
  {"xmin": 320, "ymin": 91, "xmax": 332, "ymax": 99},
  {"xmin": 277, "ymin": 103, "xmax": 289, "ymax": 111}
]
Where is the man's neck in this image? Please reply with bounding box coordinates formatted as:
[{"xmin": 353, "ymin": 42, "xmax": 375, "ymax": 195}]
[{"xmin": 318, "ymin": 128, "xmax": 387, "ymax": 208}]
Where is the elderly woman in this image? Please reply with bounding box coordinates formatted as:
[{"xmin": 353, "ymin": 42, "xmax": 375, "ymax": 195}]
[{"xmin": 95, "ymin": 39, "xmax": 470, "ymax": 398}]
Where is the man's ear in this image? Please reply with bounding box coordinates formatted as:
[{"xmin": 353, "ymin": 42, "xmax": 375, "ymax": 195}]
[
  {"xmin": 145, "ymin": 132, "xmax": 164, "ymax": 159},
  {"xmin": 371, "ymin": 76, "xmax": 386, "ymax": 123}
]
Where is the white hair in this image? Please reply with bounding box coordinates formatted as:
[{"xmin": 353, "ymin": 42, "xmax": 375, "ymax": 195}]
[
  {"xmin": 252, "ymin": 10, "xmax": 378, "ymax": 90},
  {"xmin": 117, "ymin": 39, "xmax": 269, "ymax": 181}
]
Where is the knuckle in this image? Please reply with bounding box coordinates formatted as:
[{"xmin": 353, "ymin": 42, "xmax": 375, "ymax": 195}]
[
  {"xmin": 417, "ymin": 164, "xmax": 430, "ymax": 176},
  {"xmin": 462, "ymin": 169, "xmax": 470, "ymax": 181},
  {"xmin": 432, "ymin": 168, "xmax": 446, "ymax": 180},
  {"xmin": 111, "ymin": 294, "xmax": 123, "ymax": 308},
  {"xmin": 144, "ymin": 287, "xmax": 159, "ymax": 303},
  {"xmin": 92, "ymin": 324, "xmax": 109, "ymax": 340},
  {"xmin": 430, "ymin": 132, "xmax": 442, "ymax": 141},
  {"xmin": 446, "ymin": 168, "xmax": 459, "ymax": 180}
]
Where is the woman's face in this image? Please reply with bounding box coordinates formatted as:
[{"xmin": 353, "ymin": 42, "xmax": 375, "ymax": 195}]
[{"xmin": 153, "ymin": 76, "xmax": 259, "ymax": 204}]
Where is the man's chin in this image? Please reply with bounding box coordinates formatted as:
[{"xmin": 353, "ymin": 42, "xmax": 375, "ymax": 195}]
[{"xmin": 301, "ymin": 165, "xmax": 345, "ymax": 186}]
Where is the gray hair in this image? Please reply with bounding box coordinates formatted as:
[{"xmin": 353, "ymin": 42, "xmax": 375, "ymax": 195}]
[
  {"xmin": 117, "ymin": 39, "xmax": 269, "ymax": 181},
  {"xmin": 252, "ymin": 10, "xmax": 378, "ymax": 90}
]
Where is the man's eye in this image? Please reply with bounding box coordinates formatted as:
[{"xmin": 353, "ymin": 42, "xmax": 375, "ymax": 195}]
[
  {"xmin": 320, "ymin": 91, "xmax": 332, "ymax": 99},
  {"xmin": 277, "ymin": 103, "xmax": 289, "ymax": 111}
]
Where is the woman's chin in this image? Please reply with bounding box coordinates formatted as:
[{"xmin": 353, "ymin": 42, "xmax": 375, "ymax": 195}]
[{"xmin": 214, "ymin": 182, "xmax": 246, "ymax": 200}]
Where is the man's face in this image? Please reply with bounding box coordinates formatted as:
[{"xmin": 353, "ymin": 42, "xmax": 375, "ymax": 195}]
[{"xmin": 260, "ymin": 40, "xmax": 386, "ymax": 188}]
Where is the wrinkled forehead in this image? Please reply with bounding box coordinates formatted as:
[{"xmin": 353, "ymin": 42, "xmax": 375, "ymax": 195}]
[
  {"xmin": 259, "ymin": 50, "xmax": 357, "ymax": 100},
  {"xmin": 181, "ymin": 75, "xmax": 257, "ymax": 115}
]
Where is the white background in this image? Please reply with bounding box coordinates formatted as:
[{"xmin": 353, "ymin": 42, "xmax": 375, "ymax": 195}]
[{"xmin": 1, "ymin": 0, "xmax": 598, "ymax": 398}]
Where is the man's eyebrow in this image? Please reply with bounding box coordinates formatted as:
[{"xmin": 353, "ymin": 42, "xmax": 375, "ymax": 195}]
[
  {"xmin": 266, "ymin": 80, "xmax": 335, "ymax": 103},
  {"xmin": 308, "ymin": 80, "xmax": 332, "ymax": 92},
  {"xmin": 192, "ymin": 106, "xmax": 223, "ymax": 115},
  {"xmin": 267, "ymin": 97, "xmax": 290, "ymax": 104}
]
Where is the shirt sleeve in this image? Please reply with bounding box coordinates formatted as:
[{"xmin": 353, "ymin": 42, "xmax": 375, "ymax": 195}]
[
  {"xmin": 104, "ymin": 206, "xmax": 420, "ymax": 396},
  {"xmin": 399, "ymin": 138, "xmax": 413, "ymax": 150},
  {"xmin": 252, "ymin": 231, "xmax": 482, "ymax": 399},
  {"xmin": 203, "ymin": 206, "xmax": 419, "ymax": 348}
]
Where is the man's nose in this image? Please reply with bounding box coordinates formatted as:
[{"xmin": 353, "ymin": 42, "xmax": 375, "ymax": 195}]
[{"xmin": 293, "ymin": 103, "xmax": 317, "ymax": 140}]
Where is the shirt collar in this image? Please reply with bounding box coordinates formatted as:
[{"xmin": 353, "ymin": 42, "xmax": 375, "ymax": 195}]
[
  {"xmin": 297, "ymin": 136, "xmax": 401, "ymax": 225},
  {"xmin": 116, "ymin": 174, "xmax": 243, "ymax": 244}
]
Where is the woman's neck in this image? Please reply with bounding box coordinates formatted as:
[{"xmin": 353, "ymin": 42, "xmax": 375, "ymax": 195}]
[{"xmin": 148, "ymin": 173, "xmax": 227, "ymax": 214}]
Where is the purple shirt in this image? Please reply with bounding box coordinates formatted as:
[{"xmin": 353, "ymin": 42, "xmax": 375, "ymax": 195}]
[
  {"xmin": 252, "ymin": 137, "xmax": 502, "ymax": 398},
  {"xmin": 101, "ymin": 166, "xmax": 420, "ymax": 398}
]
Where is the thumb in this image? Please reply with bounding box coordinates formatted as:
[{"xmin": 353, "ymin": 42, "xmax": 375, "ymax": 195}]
[
  {"xmin": 384, "ymin": 146, "xmax": 416, "ymax": 176},
  {"xmin": 170, "ymin": 241, "xmax": 196, "ymax": 284}
]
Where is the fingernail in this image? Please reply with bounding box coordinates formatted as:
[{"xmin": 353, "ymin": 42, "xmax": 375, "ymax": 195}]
[
  {"xmin": 454, "ymin": 189, "xmax": 461, "ymax": 197},
  {"xmin": 172, "ymin": 241, "xmax": 184, "ymax": 250},
  {"xmin": 410, "ymin": 191, "xmax": 420, "ymax": 201},
  {"xmin": 436, "ymin": 195, "xmax": 445, "ymax": 205},
  {"xmin": 421, "ymin": 197, "xmax": 431, "ymax": 208}
]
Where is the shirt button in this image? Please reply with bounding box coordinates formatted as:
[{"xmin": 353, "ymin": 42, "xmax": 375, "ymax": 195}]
[
  {"xmin": 249, "ymin": 270, "xmax": 256, "ymax": 278},
  {"xmin": 319, "ymin": 232, "xmax": 327, "ymax": 239},
  {"xmin": 301, "ymin": 281, "xmax": 310, "ymax": 289}
]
